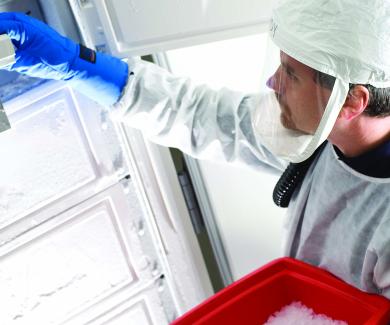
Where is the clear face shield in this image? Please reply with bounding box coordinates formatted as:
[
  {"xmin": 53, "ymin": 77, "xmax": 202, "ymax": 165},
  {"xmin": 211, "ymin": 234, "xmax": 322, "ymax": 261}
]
[{"xmin": 252, "ymin": 39, "xmax": 350, "ymax": 163}]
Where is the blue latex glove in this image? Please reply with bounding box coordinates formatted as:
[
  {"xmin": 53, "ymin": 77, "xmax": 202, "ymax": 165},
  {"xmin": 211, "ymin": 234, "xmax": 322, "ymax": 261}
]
[{"xmin": 0, "ymin": 12, "xmax": 128, "ymax": 106}]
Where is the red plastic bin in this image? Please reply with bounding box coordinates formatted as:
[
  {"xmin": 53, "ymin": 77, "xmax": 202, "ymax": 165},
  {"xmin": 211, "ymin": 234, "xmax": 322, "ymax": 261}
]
[{"xmin": 171, "ymin": 258, "xmax": 390, "ymax": 325}]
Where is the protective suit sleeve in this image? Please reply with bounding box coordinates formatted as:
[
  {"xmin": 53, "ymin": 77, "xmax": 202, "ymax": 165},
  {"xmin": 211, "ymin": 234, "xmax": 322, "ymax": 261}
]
[
  {"xmin": 112, "ymin": 57, "xmax": 288, "ymax": 173},
  {"xmin": 0, "ymin": 12, "xmax": 128, "ymax": 106}
]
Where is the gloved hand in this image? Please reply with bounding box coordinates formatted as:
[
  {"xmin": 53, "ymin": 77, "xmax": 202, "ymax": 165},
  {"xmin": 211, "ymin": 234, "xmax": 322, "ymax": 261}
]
[{"xmin": 0, "ymin": 12, "xmax": 128, "ymax": 106}]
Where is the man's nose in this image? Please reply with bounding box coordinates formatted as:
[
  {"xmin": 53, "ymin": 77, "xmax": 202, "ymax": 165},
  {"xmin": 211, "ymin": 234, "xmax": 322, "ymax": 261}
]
[
  {"xmin": 266, "ymin": 75, "xmax": 276, "ymax": 89},
  {"xmin": 266, "ymin": 66, "xmax": 282, "ymax": 92}
]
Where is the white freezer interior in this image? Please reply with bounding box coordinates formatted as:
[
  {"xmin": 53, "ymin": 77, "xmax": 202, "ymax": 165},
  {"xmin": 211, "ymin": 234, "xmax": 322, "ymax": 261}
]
[
  {"xmin": 0, "ymin": 0, "xmax": 285, "ymax": 323},
  {"xmin": 0, "ymin": 81, "xmax": 181, "ymax": 324}
]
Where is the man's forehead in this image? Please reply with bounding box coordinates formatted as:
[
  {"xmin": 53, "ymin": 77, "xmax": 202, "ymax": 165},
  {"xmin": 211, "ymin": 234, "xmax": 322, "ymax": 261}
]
[{"xmin": 280, "ymin": 51, "xmax": 315, "ymax": 75}]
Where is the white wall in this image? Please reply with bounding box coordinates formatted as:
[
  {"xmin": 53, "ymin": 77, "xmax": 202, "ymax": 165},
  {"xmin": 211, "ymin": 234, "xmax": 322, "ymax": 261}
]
[{"xmin": 166, "ymin": 34, "xmax": 287, "ymax": 280}]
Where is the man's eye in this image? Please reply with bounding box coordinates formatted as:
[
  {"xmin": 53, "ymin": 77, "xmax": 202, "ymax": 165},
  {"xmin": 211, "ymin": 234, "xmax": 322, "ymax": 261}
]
[
  {"xmin": 286, "ymin": 70, "xmax": 298, "ymax": 81},
  {"xmin": 281, "ymin": 64, "xmax": 298, "ymax": 81}
]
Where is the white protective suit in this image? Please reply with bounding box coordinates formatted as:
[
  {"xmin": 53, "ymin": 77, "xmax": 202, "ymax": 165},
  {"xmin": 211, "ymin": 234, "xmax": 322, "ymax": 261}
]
[{"xmin": 112, "ymin": 58, "xmax": 390, "ymax": 298}]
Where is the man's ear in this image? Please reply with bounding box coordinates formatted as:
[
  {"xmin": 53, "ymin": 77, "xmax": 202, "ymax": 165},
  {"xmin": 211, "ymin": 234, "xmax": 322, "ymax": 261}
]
[{"xmin": 339, "ymin": 85, "xmax": 370, "ymax": 120}]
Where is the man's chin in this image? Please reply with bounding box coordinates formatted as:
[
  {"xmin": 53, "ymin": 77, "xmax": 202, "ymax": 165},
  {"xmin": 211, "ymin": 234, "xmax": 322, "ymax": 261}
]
[
  {"xmin": 280, "ymin": 113, "xmax": 294, "ymax": 130},
  {"xmin": 280, "ymin": 114, "xmax": 312, "ymax": 135}
]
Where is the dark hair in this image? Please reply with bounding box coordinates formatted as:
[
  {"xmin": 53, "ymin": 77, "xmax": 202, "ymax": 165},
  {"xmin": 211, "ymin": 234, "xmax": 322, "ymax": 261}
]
[{"xmin": 313, "ymin": 70, "xmax": 390, "ymax": 117}]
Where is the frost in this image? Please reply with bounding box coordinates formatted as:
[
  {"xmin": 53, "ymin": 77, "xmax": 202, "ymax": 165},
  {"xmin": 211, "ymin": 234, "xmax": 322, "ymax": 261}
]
[
  {"xmin": 0, "ymin": 97, "xmax": 95, "ymax": 225},
  {"xmin": 264, "ymin": 301, "xmax": 348, "ymax": 325}
]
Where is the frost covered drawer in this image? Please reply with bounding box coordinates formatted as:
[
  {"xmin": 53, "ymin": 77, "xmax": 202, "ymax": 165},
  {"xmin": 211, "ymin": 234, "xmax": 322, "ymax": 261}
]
[
  {"xmin": 73, "ymin": 279, "xmax": 176, "ymax": 325},
  {"xmin": 0, "ymin": 82, "xmax": 127, "ymax": 234},
  {"xmin": 0, "ymin": 181, "xmax": 164, "ymax": 324}
]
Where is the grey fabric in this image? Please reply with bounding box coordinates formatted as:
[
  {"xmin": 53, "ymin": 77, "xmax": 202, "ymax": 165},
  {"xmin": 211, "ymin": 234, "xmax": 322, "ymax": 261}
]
[
  {"xmin": 113, "ymin": 58, "xmax": 390, "ymax": 298},
  {"xmin": 286, "ymin": 144, "xmax": 390, "ymax": 297}
]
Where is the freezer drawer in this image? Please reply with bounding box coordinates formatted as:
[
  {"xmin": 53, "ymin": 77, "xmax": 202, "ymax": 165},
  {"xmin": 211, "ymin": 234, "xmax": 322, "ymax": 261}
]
[
  {"xmin": 80, "ymin": 280, "xmax": 176, "ymax": 325},
  {"xmin": 0, "ymin": 181, "xmax": 169, "ymax": 324},
  {"xmin": 0, "ymin": 82, "xmax": 128, "ymax": 244}
]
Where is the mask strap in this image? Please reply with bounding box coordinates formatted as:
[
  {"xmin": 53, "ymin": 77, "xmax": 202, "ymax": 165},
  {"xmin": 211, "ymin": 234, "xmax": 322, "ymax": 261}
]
[{"xmin": 295, "ymin": 78, "xmax": 350, "ymax": 162}]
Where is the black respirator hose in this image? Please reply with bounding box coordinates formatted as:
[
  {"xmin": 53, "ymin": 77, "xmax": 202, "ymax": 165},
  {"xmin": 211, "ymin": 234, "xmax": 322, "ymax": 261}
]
[{"xmin": 273, "ymin": 141, "xmax": 327, "ymax": 208}]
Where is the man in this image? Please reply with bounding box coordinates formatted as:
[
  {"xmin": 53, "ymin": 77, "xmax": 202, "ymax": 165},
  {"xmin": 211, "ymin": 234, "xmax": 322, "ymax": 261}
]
[{"xmin": 1, "ymin": 0, "xmax": 389, "ymax": 298}]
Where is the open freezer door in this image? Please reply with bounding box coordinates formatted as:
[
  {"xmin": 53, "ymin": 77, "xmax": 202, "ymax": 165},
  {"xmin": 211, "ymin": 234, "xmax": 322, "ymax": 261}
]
[{"xmin": 69, "ymin": 0, "xmax": 273, "ymax": 57}]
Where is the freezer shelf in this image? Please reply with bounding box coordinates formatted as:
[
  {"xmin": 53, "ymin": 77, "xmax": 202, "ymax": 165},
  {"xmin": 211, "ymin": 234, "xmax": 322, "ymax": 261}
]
[
  {"xmin": 0, "ymin": 180, "xmax": 168, "ymax": 325},
  {"xmin": 80, "ymin": 278, "xmax": 176, "ymax": 325},
  {"xmin": 0, "ymin": 82, "xmax": 128, "ymax": 242}
]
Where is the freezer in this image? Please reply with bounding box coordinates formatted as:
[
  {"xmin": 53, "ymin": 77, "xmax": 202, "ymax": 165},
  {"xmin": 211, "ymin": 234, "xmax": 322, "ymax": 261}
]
[{"xmin": 0, "ymin": 0, "xmax": 282, "ymax": 324}]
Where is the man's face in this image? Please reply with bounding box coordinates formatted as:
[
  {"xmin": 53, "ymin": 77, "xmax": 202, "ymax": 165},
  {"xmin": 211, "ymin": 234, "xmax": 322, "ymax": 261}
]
[{"xmin": 266, "ymin": 52, "xmax": 332, "ymax": 134}]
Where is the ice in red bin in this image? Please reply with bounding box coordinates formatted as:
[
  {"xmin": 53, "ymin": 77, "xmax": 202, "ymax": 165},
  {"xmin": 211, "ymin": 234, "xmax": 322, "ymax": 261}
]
[{"xmin": 171, "ymin": 258, "xmax": 390, "ymax": 325}]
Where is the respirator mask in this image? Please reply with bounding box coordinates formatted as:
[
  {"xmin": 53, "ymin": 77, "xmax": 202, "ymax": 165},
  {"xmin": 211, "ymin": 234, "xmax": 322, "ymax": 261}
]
[
  {"xmin": 252, "ymin": 36, "xmax": 349, "ymax": 163},
  {"xmin": 252, "ymin": 0, "xmax": 390, "ymax": 163}
]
